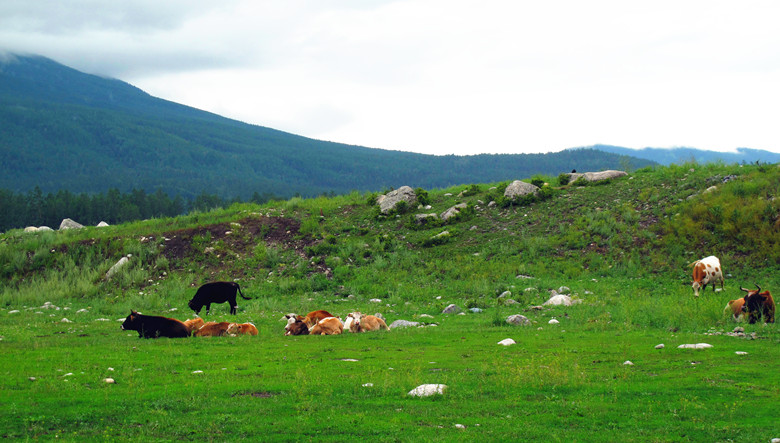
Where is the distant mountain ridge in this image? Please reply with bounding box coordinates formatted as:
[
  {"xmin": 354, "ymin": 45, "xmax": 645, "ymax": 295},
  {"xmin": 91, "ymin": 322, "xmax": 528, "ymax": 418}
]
[
  {"xmin": 0, "ymin": 54, "xmax": 657, "ymax": 200},
  {"xmin": 575, "ymin": 145, "xmax": 780, "ymax": 165}
]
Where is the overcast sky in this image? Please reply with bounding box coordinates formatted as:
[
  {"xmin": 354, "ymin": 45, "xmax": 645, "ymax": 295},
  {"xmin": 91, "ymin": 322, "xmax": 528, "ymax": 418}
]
[{"xmin": 2, "ymin": 1, "xmax": 779, "ymax": 155}]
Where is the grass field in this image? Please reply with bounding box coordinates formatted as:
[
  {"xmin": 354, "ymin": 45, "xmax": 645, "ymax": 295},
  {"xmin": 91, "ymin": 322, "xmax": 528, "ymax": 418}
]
[{"xmin": 2, "ymin": 163, "xmax": 779, "ymax": 441}]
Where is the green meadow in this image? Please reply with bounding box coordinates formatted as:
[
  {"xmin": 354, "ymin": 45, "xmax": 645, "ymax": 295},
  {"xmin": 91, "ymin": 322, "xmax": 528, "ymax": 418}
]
[{"xmin": 1, "ymin": 163, "xmax": 778, "ymax": 441}]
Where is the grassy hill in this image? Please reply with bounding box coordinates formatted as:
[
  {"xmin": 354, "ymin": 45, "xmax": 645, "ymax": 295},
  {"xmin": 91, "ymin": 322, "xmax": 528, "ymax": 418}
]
[
  {"xmin": 578, "ymin": 144, "xmax": 780, "ymax": 165},
  {"xmin": 0, "ymin": 54, "xmax": 655, "ymax": 200},
  {"xmin": 1, "ymin": 164, "xmax": 778, "ymax": 440}
]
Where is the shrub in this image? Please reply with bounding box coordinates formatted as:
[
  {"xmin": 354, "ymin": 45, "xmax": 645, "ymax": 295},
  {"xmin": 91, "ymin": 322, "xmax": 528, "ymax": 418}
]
[
  {"xmin": 415, "ymin": 188, "xmax": 430, "ymax": 206},
  {"xmin": 558, "ymin": 173, "xmax": 571, "ymax": 186}
]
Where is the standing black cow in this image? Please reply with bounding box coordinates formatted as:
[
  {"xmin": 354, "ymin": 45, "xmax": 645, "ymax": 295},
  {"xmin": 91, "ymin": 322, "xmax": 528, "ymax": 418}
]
[
  {"xmin": 188, "ymin": 281, "xmax": 251, "ymax": 315},
  {"xmin": 121, "ymin": 310, "xmax": 190, "ymax": 338}
]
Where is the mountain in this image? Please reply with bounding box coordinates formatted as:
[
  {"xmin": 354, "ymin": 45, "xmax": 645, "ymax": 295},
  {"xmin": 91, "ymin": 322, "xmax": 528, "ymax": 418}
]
[
  {"xmin": 0, "ymin": 54, "xmax": 656, "ymax": 200},
  {"xmin": 575, "ymin": 145, "xmax": 780, "ymax": 165}
]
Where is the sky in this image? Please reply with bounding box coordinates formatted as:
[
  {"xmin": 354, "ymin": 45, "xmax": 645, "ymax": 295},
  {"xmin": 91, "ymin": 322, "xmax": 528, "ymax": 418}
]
[{"xmin": 1, "ymin": 0, "xmax": 779, "ymax": 156}]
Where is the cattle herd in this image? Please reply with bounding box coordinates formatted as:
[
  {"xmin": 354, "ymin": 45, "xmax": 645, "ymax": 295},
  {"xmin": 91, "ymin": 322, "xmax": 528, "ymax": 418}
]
[
  {"xmin": 120, "ymin": 281, "xmax": 390, "ymax": 339},
  {"xmin": 121, "ymin": 257, "xmax": 775, "ymax": 339},
  {"xmin": 690, "ymin": 256, "xmax": 775, "ymax": 324}
]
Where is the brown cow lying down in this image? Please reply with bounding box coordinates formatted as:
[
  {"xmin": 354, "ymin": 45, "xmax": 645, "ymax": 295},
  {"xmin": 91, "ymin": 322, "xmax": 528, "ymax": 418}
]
[
  {"xmin": 194, "ymin": 321, "xmax": 233, "ymax": 337},
  {"xmin": 285, "ymin": 319, "xmax": 309, "ymax": 336},
  {"xmin": 724, "ymin": 298, "xmax": 746, "ymax": 322},
  {"xmin": 285, "ymin": 310, "xmax": 335, "ymax": 328},
  {"xmin": 740, "ymin": 285, "xmax": 776, "ymax": 324},
  {"xmin": 227, "ymin": 322, "xmax": 258, "ymax": 336},
  {"xmin": 309, "ymin": 317, "xmax": 344, "ymax": 335},
  {"xmin": 348, "ymin": 313, "xmax": 389, "ymax": 333},
  {"xmin": 183, "ymin": 317, "xmax": 205, "ymax": 333},
  {"xmin": 121, "ymin": 310, "xmax": 190, "ymax": 338}
]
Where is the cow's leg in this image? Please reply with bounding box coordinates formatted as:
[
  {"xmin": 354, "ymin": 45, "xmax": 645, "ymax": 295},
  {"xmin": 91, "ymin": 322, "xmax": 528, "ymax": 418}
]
[
  {"xmin": 205, "ymin": 304, "xmax": 211, "ymax": 315},
  {"xmin": 230, "ymin": 304, "xmax": 237, "ymax": 315}
]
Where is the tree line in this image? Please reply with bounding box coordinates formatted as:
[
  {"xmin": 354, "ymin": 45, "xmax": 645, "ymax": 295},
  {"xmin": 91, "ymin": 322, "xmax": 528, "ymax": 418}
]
[{"xmin": 0, "ymin": 187, "xmax": 282, "ymax": 233}]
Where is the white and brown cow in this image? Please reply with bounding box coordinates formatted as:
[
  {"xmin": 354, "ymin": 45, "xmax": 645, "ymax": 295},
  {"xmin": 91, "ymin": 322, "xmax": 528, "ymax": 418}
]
[
  {"xmin": 690, "ymin": 255, "xmax": 724, "ymax": 297},
  {"xmin": 346, "ymin": 312, "xmax": 389, "ymax": 333},
  {"xmin": 724, "ymin": 298, "xmax": 746, "ymax": 322},
  {"xmin": 309, "ymin": 317, "xmax": 344, "ymax": 335}
]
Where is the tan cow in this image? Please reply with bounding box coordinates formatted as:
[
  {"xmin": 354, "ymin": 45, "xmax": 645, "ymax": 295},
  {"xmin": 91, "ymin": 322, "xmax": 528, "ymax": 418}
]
[
  {"xmin": 227, "ymin": 322, "xmax": 258, "ymax": 336},
  {"xmin": 724, "ymin": 298, "xmax": 746, "ymax": 322},
  {"xmin": 347, "ymin": 312, "xmax": 389, "ymax": 333},
  {"xmin": 183, "ymin": 317, "xmax": 205, "ymax": 333},
  {"xmin": 193, "ymin": 321, "xmax": 233, "ymax": 337},
  {"xmin": 309, "ymin": 317, "xmax": 344, "ymax": 335}
]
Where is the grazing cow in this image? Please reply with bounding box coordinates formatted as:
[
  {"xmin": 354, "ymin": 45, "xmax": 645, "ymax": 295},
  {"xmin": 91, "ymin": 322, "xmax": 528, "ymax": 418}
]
[
  {"xmin": 193, "ymin": 321, "xmax": 233, "ymax": 337},
  {"xmin": 309, "ymin": 317, "xmax": 344, "ymax": 335},
  {"xmin": 350, "ymin": 314, "xmax": 389, "ymax": 333},
  {"xmin": 724, "ymin": 298, "xmax": 746, "ymax": 322},
  {"xmin": 740, "ymin": 285, "xmax": 775, "ymax": 324},
  {"xmin": 188, "ymin": 281, "xmax": 251, "ymax": 315},
  {"xmin": 689, "ymin": 256, "xmax": 724, "ymax": 297},
  {"xmin": 121, "ymin": 310, "xmax": 190, "ymax": 338},
  {"xmin": 285, "ymin": 320, "xmax": 309, "ymax": 336},
  {"xmin": 227, "ymin": 322, "xmax": 258, "ymax": 336},
  {"xmin": 183, "ymin": 317, "xmax": 205, "ymax": 333}
]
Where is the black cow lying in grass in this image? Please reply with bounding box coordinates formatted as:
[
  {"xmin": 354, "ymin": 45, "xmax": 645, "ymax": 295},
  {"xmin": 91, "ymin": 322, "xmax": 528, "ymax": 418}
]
[
  {"xmin": 121, "ymin": 310, "xmax": 190, "ymax": 338},
  {"xmin": 188, "ymin": 281, "xmax": 251, "ymax": 315}
]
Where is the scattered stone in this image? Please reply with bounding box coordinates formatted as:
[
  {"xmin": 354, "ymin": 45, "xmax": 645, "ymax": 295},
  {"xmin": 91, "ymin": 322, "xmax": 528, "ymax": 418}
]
[
  {"xmin": 377, "ymin": 186, "xmax": 417, "ymax": 214},
  {"xmin": 557, "ymin": 286, "xmax": 571, "ymax": 294},
  {"xmin": 548, "ymin": 318, "xmax": 560, "ymax": 325},
  {"xmin": 498, "ymin": 338, "xmax": 516, "ymax": 346},
  {"xmin": 442, "ymin": 304, "xmax": 462, "ymax": 314},
  {"xmin": 440, "ymin": 203, "xmax": 468, "ymax": 221},
  {"xmin": 567, "ymin": 170, "xmax": 628, "ymax": 183},
  {"xmin": 469, "ymin": 308, "xmax": 483, "ymax": 313},
  {"xmin": 503, "ymin": 299, "xmax": 519, "ymax": 305},
  {"xmin": 498, "ymin": 291, "xmax": 512, "ymax": 298},
  {"xmin": 59, "ymin": 218, "xmax": 84, "ymax": 230},
  {"xmin": 374, "ymin": 313, "xmax": 385, "ymax": 321},
  {"xmin": 735, "ymin": 351, "xmax": 748, "ymax": 355},
  {"xmin": 655, "ymin": 344, "xmax": 665, "ymax": 349},
  {"xmin": 455, "ymin": 424, "xmax": 466, "ymax": 429},
  {"xmin": 362, "ymin": 383, "xmax": 374, "ymax": 387},
  {"xmin": 703, "ymin": 186, "xmax": 718, "ymax": 194},
  {"xmin": 506, "ymin": 314, "xmax": 530, "ymax": 326},
  {"xmin": 623, "ymin": 361, "xmax": 634, "ymax": 366},
  {"xmin": 24, "ymin": 226, "xmax": 39, "ymax": 233},
  {"xmin": 504, "ymin": 180, "xmax": 539, "ymax": 199},
  {"xmin": 389, "ymin": 320, "xmax": 420, "ymax": 329},
  {"xmin": 677, "ymin": 343, "xmax": 713, "ymax": 349},
  {"xmin": 39, "ymin": 226, "xmax": 53, "ymax": 232},
  {"xmin": 61, "ymin": 318, "xmax": 72, "ymax": 323},
  {"xmin": 97, "ymin": 221, "xmax": 109, "ymax": 227},
  {"xmin": 103, "ymin": 378, "xmax": 116, "ymax": 384},
  {"xmin": 76, "ymin": 308, "xmax": 88, "ymax": 314},
  {"xmin": 415, "ymin": 213, "xmax": 439, "ymax": 224},
  {"xmin": 192, "ymin": 370, "xmax": 204, "ymax": 374},
  {"xmin": 419, "ymin": 314, "xmax": 434, "ymax": 319},
  {"xmin": 544, "ymin": 293, "xmax": 579, "ymax": 306},
  {"xmin": 408, "ymin": 384, "xmax": 447, "ymax": 397},
  {"xmin": 340, "ymin": 359, "xmax": 359, "ymax": 362},
  {"xmin": 105, "ymin": 256, "xmax": 130, "ymax": 280},
  {"xmin": 29, "ymin": 377, "xmax": 36, "ymax": 381}
]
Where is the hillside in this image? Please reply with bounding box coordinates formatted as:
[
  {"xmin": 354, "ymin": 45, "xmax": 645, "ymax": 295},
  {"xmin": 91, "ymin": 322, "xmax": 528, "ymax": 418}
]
[
  {"xmin": 0, "ymin": 54, "xmax": 655, "ymax": 200},
  {"xmin": 576, "ymin": 144, "xmax": 780, "ymax": 165},
  {"xmin": 1, "ymin": 163, "xmax": 778, "ymax": 440}
]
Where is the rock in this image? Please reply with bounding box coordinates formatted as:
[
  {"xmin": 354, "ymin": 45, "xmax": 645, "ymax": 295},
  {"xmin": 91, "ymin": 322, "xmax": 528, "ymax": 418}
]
[
  {"xmin": 192, "ymin": 370, "xmax": 204, "ymax": 374},
  {"xmin": 655, "ymin": 344, "xmax": 665, "ymax": 349},
  {"xmin": 374, "ymin": 313, "xmax": 385, "ymax": 321},
  {"xmin": 61, "ymin": 318, "xmax": 72, "ymax": 323},
  {"xmin": 455, "ymin": 424, "xmax": 466, "ymax": 429},
  {"xmin": 677, "ymin": 343, "xmax": 713, "ymax": 349},
  {"xmin": 544, "ymin": 294, "xmax": 574, "ymax": 306},
  {"xmin": 498, "ymin": 291, "xmax": 512, "ymax": 298},
  {"xmin": 504, "ymin": 180, "xmax": 539, "ymax": 199},
  {"xmin": 369, "ymin": 298, "xmax": 382, "ymax": 303},
  {"xmin": 9, "ymin": 310, "xmax": 19, "ymax": 314},
  {"xmin": 419, "ymin": 314, "xmax": 434, "ymax": 318},
  {"xmin": 469, "ymin": 308, "xmax": 483, "ymax": 313},
  {"xmin": 24, "ymin": 226, "xmax": 39, "ymax": 233},
  {"xmin": 506, "ymin": 314, "xmax": 530, "ymax": 326},
  {"xmin": 377, "ymin": 186, "xmax": 416, "ymax": 214},
  {"xmin": 105, "ymin": 256, "xmax": 130, "ymax": 280},
  {"xmin": 407, "ymin": 384, "xmax": 447, "ymax": 397},
  {"xmin": 38, "ymin": 226, "xmax": 53, "ymax": 231},
  {"xmin": 557, "ymin": 286, "xmax": 571, "ymax": 294},
  {"xmin": 362, "ymin": 383, "xmax": 374, "ymax": 387},
  {"xmin": 59, "ymin": 218, "xmax": 84, "ymax": 230},
  {"xmin": 389, "ymin": 320, "xmax": 420, "ymax": 329},
  {"xmin": 442, "ymin": 304, "xmax": 461, "ymax": 314},
  {"xmin": 103, "ymin": 378, "xmax": 115, "ymax": 384},
  {"xmin": 440, "ymin": 203, "xmax": 468, "ymax": 221},
  {"xmin": 703, "ymin": 186, "xmax": 718, "ymax": 194},
  {"xmin": 497, "ymin": 338, "xmax": 516, "ymax": 346},
  {"xmin": 735, "ymin": 351, "xmax": 748, "ymax": 355},
  {"xmin": 548, "ymin": 318, "xmax": 559, "ymax": 325},
  {"xmin": 97, "ymin": 221, "xmax": 109, "ymax": 227},
  {"xmin": 414, "ymin": 213, "xmax": 439, "ymax": 224},
  {"xmin": 568, "ymin": 170, "xmax": 628, "ymax": 183},
  {"xmin": 623, "ymin": 361, "xmax": 634, "ymax": 366}
]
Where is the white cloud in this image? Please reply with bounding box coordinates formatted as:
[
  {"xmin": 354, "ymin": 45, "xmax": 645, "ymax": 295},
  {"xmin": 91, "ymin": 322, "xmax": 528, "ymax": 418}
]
[{"xmin": 1, "ymin": 0, "xmax": 779, "ymax": 154}]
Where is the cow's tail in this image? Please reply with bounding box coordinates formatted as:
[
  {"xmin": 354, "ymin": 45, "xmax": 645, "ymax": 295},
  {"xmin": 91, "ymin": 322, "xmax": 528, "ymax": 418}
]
[{"xmin": 237, "ymin": 284, "xmax": 251, "ymax": 300}]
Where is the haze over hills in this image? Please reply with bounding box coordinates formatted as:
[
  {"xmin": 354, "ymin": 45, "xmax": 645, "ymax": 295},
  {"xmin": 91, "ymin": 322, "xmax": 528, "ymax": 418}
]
[
  {"xmin": 0, "ymin": 54, "xmax": 658, "ymax": 200},
  {"xmin": 574, "ymin": 145, "xmax": 780, "ymax": 165}
]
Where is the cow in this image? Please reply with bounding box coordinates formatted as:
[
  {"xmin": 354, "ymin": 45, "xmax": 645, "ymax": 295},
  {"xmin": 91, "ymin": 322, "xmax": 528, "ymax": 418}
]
[
  {"xmin": 343, "ymin": 313, "xmax": 357, "ymax": 332},
  {"xmin": 188, "ymin": 281, "xmax": 251, "ymax": 315},
  {"xmin": 689, "ymin": 256, "xmax": 724, "ymax": 297},
  {"xmin": 183, "ymin": 317, "xmax": 205, "ymax": 333},
  {"xmin": 285, "ymin": 319, "xmax": 309, "ymax": 336},
  {"xmin": 724, "ymin": 298, "xmax": 746, "ymax": 322},
  {"xmin": 284, "ymin": 310, "xmax": 335, "ymax": 327},
  {"xmin": 193, "ymin": 321, "xmax": 233, "ymax": 337},
  {"xmin": 121, "ymin": 310, "xmax": 190, "ymax": 338},
  {"xmin": 309, "ymin": 317, "xmax": 344, "ymax": 335},
  {"xmin": 227, "ymin": 322, "xmax": 259, "ymax": 336},
  {"xmin": 740, "ymin": 285, "xmax": 775, "ymax": 324},
  {"xmin": 349, "ymin": 314, "xmax": 389, "ymax": 333}
]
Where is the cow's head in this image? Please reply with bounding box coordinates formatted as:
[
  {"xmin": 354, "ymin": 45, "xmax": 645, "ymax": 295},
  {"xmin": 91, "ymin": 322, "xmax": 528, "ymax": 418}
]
[
  {"xmin": 188, "ymin": 299, "xmax": 202, "ymax": 314},
  {"xmin": 285, "ymin": 320, "xmax": 309, "ymax": 336},
  {"xmin": 121, "ymin": 310, "xmax": 139, "ymax": 331}
]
